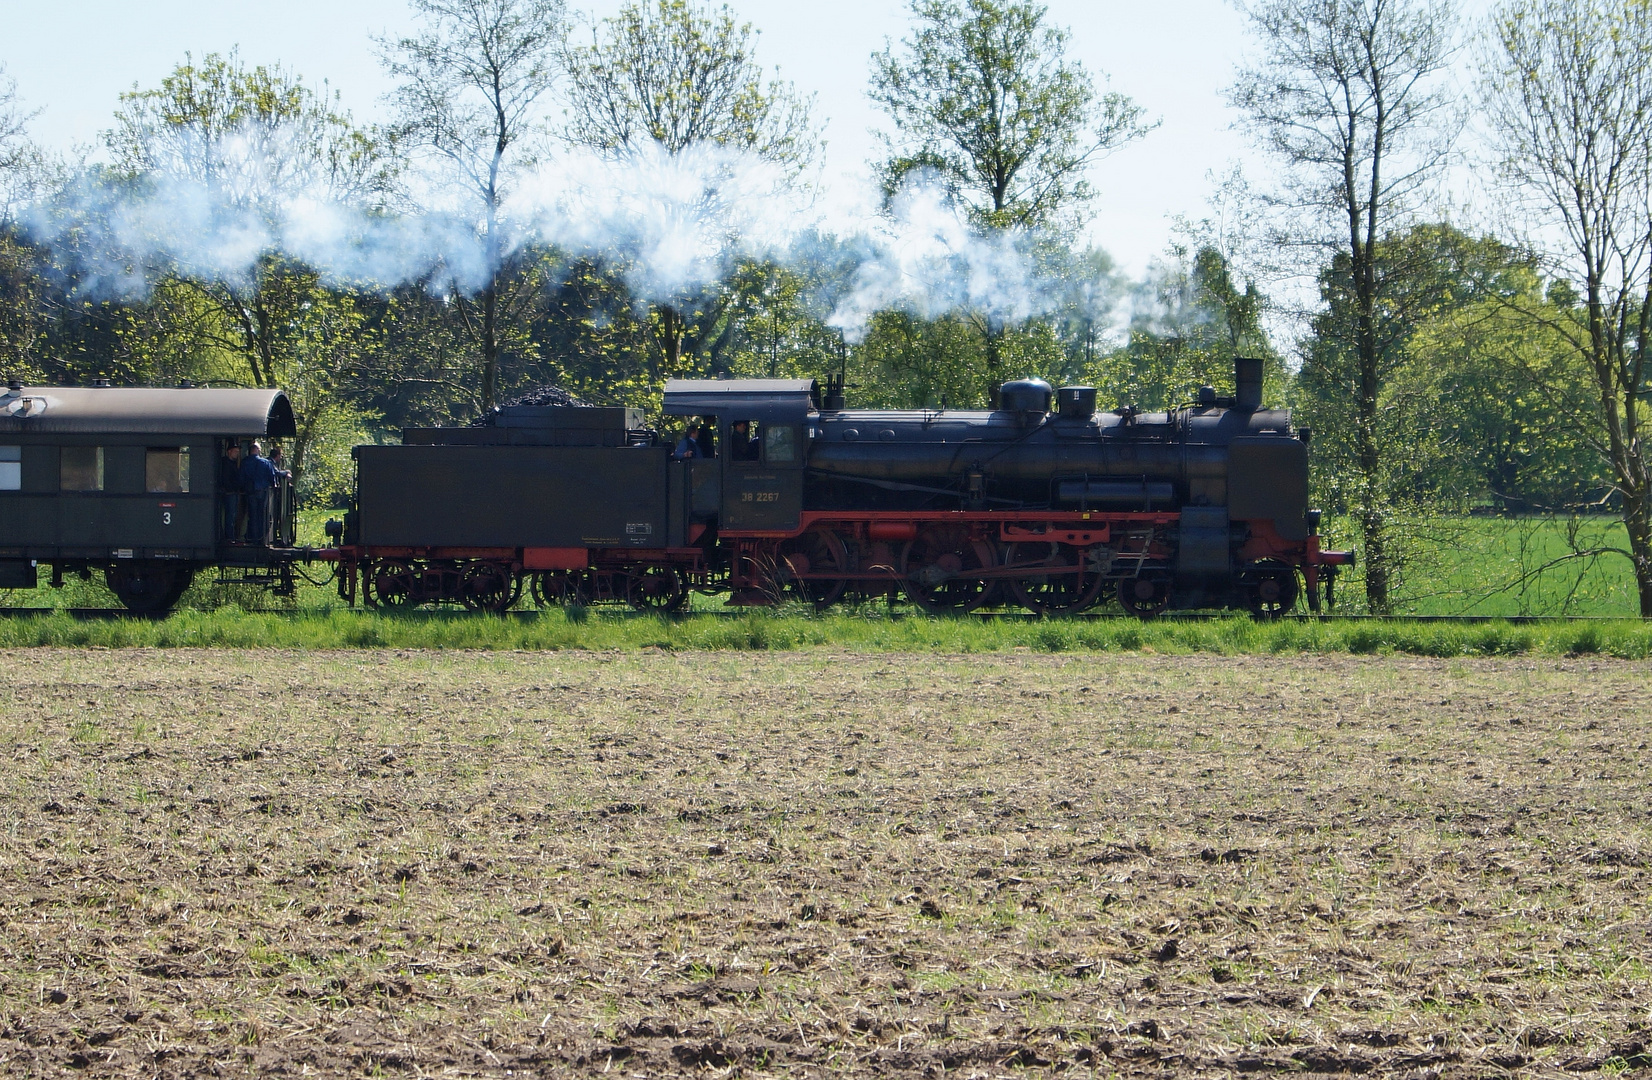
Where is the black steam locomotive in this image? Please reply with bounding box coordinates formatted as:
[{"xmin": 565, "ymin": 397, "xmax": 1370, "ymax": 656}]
[
  {"xmin": 0, "ymin": 356, "xmax": 1350, "ymax": 616},
  {"xmin": 338, "ymin": 355, "xmax": 1350, "ymax": 616}
]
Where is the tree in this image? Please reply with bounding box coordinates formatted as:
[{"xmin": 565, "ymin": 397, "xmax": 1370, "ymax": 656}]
[
  {"xmin": 870, "ymin": 0, "xmax": 1149, "ymax": 377},
  {"xmin": 381, "ymin": 0, "xmax": 566, "ymax": 410},
  {"xmin": 1229, "ymin": 0, "xmax": 1458, "ymax": 613},
  {"xmin": 871, "ymin": 0, "xmax": 1151, "ymax": 233},
  {"xmin": 1481, "ymin": 0, "xmax": 1652, "ymax": 615},
  {"xmin": 105, "ymin": 53, "xmax": 390, "ymax": 494},
  {"xmin": 1090, "ymin": 245, "xmax": 1283, "ymax": 413},
  {"xmin": 562, "ymin": 0, "xmax": 815, "ymax": 379},
  {"xmin": 0, "ymin": 65, "xmax": 45, "ymax": 221}
]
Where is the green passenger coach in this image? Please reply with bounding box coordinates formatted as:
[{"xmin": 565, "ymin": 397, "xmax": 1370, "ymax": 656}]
[{"xmin": 0, "ymin": 383, "xmax": 297, "ymax": 611}]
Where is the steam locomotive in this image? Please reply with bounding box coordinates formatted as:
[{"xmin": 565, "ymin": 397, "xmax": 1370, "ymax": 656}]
[
  {"xmin": 0, "ymin": 356, "xmax": 1351, "ymax": 616},
  {"xmin": 338, "ymin": 355, "xmax": 1351, "ymax": 616}
]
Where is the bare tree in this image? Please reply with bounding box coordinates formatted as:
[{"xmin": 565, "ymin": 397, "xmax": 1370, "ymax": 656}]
[
  {"xmin": 381, "ymin": 0, "xmax": 565, "ymax": 410},
  {"xmin": 562, "ymin": 0, "xmax": 815, "ymax": 377},
  {"xmin": 1228, "ymin": 0, "xmax": 1457, "ymax": 614},
  {"xmin": 1482, "ymin": 0, "xmax": 1652, "ymax": 615},
  {"xmin": 0, "ymin": 65, "xmax": 44, "ymax": 221}
]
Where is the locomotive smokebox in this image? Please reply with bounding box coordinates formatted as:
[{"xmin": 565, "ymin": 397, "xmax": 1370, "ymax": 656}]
[
  {"xmin": 1235, "ymin": 356, "xmax": 1264, "ymax": 411},
  {"xmin": 998, "ymin": 378, "xmax": 1053, "ymax": 419},
  {"xmin": 1057, "ymin": 385, "xmax": 1097, "ymax": 420}
]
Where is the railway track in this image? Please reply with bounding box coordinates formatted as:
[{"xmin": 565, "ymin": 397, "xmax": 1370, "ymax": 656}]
[{"xmin": 0, "ymin": 606, "xmax": 1636, "ymax": 623}]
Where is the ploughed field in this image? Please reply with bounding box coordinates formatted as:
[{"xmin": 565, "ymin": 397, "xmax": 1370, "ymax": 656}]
[{"xmin": 0, "ymin": 650, "xmax": 1648, "ymax": 1078}]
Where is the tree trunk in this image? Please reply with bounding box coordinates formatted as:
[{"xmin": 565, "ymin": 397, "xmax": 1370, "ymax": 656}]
[
  {"xmin": 1354, "ymin": 310, "xmax": 1389, "ymax": 614},
  {"xmin": 481, "ymin": 282, "xmax": 499, "ymax": 412},
  {"xmin": 659, "ymin": 305, "xmax": 683, "ymax": 376}
]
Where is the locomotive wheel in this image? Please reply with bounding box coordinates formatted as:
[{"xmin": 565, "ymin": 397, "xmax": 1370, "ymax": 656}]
[
  {"xmin": 459, "ymin": 562, "xmax": 519, "ymax": 612},
  {"xmin": 1118, "ymin": 575, "xmax": 1171, "ymax": 619},
  {"xmin": 105, "ymin": 563, "xmax": 193, "ymax": 616},
  {"xmin": 1243, "ymin": 562, "xmax": 1300, "ymax": 619},
  {"xmin": 1004, "ymin": 542, "xmax": 1104, "ymax": 614},
  {"xmin": 363, "ymin": 560, "xmax": 419, "ymax": 609},
  {"xmin": 901, "ymin": 526, "xmax": 999, "ymax": 614},
  {"xmin": 778, "ymin": 529, "xmax": 850, "ymax": 609},
  {"xmin": 626, "ymin": 567, "xmax": 688, "ymax": 612}
]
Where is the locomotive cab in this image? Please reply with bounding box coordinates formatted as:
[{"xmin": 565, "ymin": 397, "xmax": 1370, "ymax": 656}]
[{"xmin": 662, "ymin": 379, "xmax": 819, "ymax": 534}]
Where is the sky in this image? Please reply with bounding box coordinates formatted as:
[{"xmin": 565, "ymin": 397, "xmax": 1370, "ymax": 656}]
[{"xmin": 0, "ymin": 0, "xmax": 1268, "ymax": 280}]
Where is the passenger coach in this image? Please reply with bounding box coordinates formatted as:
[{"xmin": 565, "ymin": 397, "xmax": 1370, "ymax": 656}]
[{"xmin": 0, "ymin": 382, "xmax": 298, "ymax": 611}]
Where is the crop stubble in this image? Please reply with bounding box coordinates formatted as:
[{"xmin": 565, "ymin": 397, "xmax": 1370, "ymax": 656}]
[{"xmin": 0, "ymin": 649, "xmax": 1648, "ymax": 1078}]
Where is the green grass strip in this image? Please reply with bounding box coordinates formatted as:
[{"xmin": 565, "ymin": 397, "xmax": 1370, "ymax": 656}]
[{"xmin": 0, "ymin": 607, "xmax": 1648, "ymax": 657}]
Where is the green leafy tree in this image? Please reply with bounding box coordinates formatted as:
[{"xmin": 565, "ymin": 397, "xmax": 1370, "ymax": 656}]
[
  {"xmin": 105, "ymin": 53, "xmax": 390, "ymax": 496},
  {"xmin": 1089, "ymin": 245, "xmax": 1282, "ymax": 413},
  {"xmin": 563, "ymin": 0, "xmax": 816, "ymax": 380},
  {"xmin": 870, "ymin": 0, "xmax": 1150, "ymax": 381},
  {"xmin": 871, "ymin": 0, "xmax": 1152, "ymax": 233}
]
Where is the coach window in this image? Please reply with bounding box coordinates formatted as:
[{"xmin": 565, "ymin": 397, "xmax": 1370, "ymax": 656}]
[
  {"xmin": 60, "ymin": 446, "xmax": 104, "ymax": 492},
  {"xmin": 0, "ymin": 446, "xmax": 18, "ymax": 491},
  {"xmin": 146, "ymin": 447, "xmax": 190, "ymax": 493},
  {"xmin": 761, "ymin": 423, "xmax": 797, "ymax": 464}
]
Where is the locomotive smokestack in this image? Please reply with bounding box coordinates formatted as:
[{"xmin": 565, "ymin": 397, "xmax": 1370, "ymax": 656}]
[{"xmin": 1234, "ymin": 356, "xmax": 1264, "ymax": 412}]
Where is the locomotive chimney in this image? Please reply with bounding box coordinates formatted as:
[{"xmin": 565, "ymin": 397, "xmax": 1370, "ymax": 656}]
[{"xmin": 1234, "ymin": 356, "xmax": 1264, "ymax": 412}]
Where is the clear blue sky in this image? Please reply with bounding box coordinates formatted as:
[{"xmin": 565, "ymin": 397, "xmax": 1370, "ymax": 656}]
[{"xmin": 0, "ymin": 0, "xmax": 1477, "ymax": 277}]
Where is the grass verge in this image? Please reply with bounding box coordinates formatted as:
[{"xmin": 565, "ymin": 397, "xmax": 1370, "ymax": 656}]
[{"xmin": 0, "ymin": 606, "xmax": 1649, "ymax": 657}]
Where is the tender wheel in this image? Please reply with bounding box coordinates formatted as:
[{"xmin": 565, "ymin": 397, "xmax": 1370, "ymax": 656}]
[
  {"xmin": 530, "ymin": 571, "xmax": 589, "ymax": 607},
  {"xmin": 460, "ymin": 562, "xmax": 519, "ymax": 612},
  {"xmin": 626, "ymin": 567, "xmax": 687, "ymax": 612},
  {"xmin": 778, "ymin": 529, "xmax": 850, "ymax": 608},
  {"xmin": 105, "ymin": 563, "xmax": 193, "ymax": 616},
  {"xmin": 1118, "ymin": 575, "xmax": 1171, "ymax": 619},
  {"xmin": 1243, "ymin": 562, "xmax": 1299, "ymax": 619},
  {"xmin": 901, "ymin": 526, "xmax": 999, "ymax": 614},
  {"xmin": 1004, "ymin": 542, "xmax": 1104, "ymax": 614},
  {"xmin": 364, "ymin": 560, "xmax": 419, "ymax": 609}
]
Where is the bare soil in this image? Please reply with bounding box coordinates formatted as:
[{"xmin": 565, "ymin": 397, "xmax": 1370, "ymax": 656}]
[{"xmin": 0, "ymin": 649, "xmax": 1648, "ymax": 1078}]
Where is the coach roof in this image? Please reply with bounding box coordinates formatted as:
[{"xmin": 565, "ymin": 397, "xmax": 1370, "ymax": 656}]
[
  {"xmin": 0, "ymin": 386, "xmax": 297, "ymax": 437},
  {"xmin": 661, "ymin": 379, "xmax": 819, "ymax": 423}
]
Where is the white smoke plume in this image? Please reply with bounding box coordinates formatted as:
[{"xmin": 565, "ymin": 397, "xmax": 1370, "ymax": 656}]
[{"xmin": 23, "ymin": 130, "xmax": 1077, "ymax": 341}]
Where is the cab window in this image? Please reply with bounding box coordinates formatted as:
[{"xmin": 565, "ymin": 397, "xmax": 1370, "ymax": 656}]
[
  {"xmin": 761, "ymin": 423, "xmax": 797, "ymax": 464},
  {"xmin": 146, "ymin": 448, "xmax": 191, "ymax": 493},
  {"xmin": 0, "ymin": 446, "xmax": 17, "ymax": 491},
  {"xmin": 60, "ymin": 446, "xmax": 103, "ymax": 492}
]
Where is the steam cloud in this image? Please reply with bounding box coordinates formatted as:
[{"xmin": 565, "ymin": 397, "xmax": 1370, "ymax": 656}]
[{"xmin": 24, "ymin": 132, "xmax": 1077, "ymax": 343}]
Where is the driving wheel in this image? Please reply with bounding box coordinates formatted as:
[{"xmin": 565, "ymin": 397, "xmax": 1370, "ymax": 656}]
[
  {"xmin": 901, "ymin": 526, "xmax": 999, "ymax": 614},
  {"xmin": 1004, "ymin": 542, "xmax": 1104, "ymax": 614}
]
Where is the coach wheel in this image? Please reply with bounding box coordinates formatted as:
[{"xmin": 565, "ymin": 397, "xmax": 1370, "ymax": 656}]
[
  {"xmin": 460, "ymin": 562, "xmax": 519, "ymax": 612},
  {"xmin": 1004, "ymin": 542, "xmax": 1105, "ymax": 615},
  {"xmin": 106, "ymin": 563, "xmax": 193, "ymax": 616},
  {"xmin": 1243, "ymin": 562, "xmax": 1299, "ymax": 619},
  {"xmin": 778, "ymin": 529, "xmax": 850, "ymax": 609},
  {"xmin": 901, "ymin": 526, "xmax": 999, "ymax": 614},
  {"xmin": 1118, "ymin": 575, "xmax": 1171, "ymax": 619},
  {"xmin": 627, "ymin": 568, "xmax": 688, "ymax": 612},
  {"xmin": 364, "ymin": 560, "xmax": 419, "ymax": 609}
]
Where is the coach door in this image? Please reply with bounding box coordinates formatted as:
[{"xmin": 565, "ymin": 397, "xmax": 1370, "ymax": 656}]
[{"xmin": 721, "ymin": 418, "xmax": 804, "ymax": 531}]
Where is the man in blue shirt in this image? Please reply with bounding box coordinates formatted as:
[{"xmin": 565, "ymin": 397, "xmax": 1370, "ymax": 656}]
[
  {"xmin": 674, "ymin": 422, "xmax": 702, "ymax": 459},
  {"xmin": 240, "ymin": 441, "xmax": 279, "ymax": 545}
]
